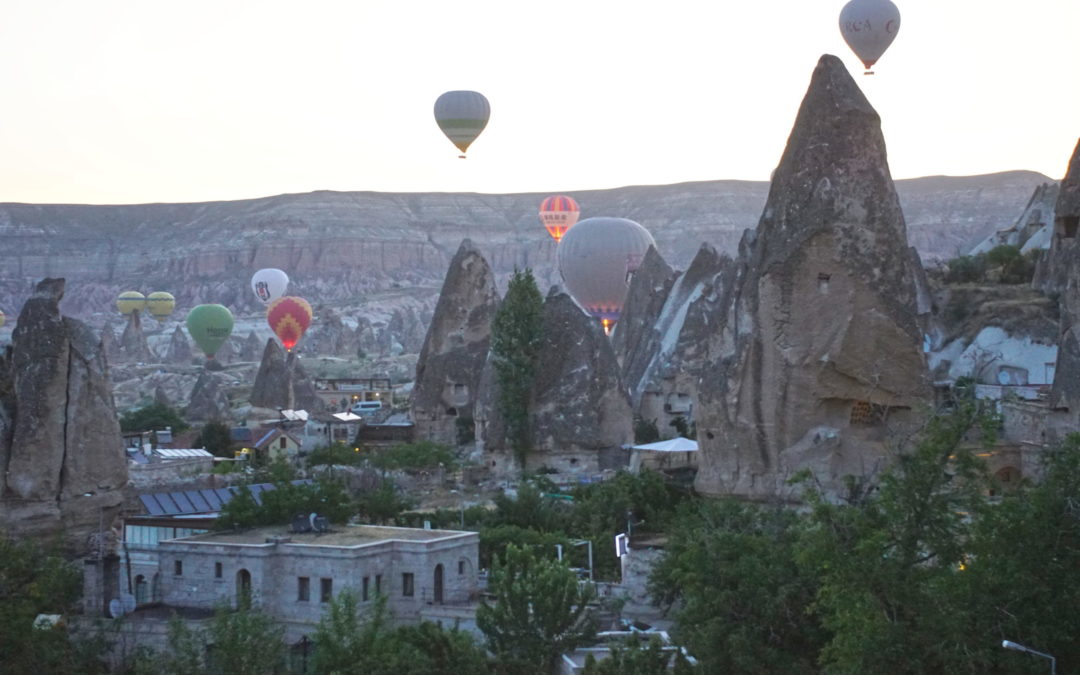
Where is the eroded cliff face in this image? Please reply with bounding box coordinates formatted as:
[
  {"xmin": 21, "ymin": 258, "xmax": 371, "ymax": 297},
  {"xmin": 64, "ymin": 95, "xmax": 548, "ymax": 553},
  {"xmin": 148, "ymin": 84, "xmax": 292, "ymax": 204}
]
[
  {"xmin": 0, "ymin": 278, "xmax": 127, "ymax": 554},
  {"xmin": 1045, "ymin": 139, "xmax": 1080, "ymax": 410},
  {"xmin": 694, "ymin": 55, "xmax": 930, "ymax": 501},
  {"xmin": 411, "ymin": 240, "xmax": 500, "ymax": 445},
  {"xmin": 0, "ymin": 173, "xmax": 1050, "ymax": 330}
]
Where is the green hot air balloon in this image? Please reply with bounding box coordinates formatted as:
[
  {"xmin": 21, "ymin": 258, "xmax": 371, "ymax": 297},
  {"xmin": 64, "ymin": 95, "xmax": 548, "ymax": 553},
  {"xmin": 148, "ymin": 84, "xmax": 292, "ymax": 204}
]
[
  {"xmin": 434, "ymin": 90, "xmax": 490, "ymax": 158},
  {"xmin": 186, "ymin": 304, "xmax": 234, "ymax": 359}
]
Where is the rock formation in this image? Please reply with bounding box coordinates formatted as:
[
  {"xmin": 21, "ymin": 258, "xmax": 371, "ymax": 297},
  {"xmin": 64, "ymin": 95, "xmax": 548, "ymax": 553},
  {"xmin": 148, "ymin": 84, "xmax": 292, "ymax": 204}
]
[
  {"xmin": 611, "ymin": 246, "xmax": 680, "ymax": 389},
  {"xmin": 1045, "ymin": 139, "xmax": 1080, "ymax": 410},
  {"xmin": 250, "ymin": 339, "xmax": 290, "ymax": 409},
  {"xmin": 477, "ymin": 289, "xmax": 633, "ymax": 475},
  {"xmin": 215, "ymin": 335, "xmax": 237, "ymax": 365},
  {"xmin": 694, "ymin": 55, "xmax": 930, "ymax": 501},
  {"xmin": 975, "ymin": 182, "xmax": 1059, "ymax": 258},
  {"xmin": 240, "ymin": 330, "xmax": 263, "ymax": 361},
  {"xmin": 164, "ymin": 325, "xmax": 194, "ymax": 364},
  {"xmin": 0, "ymin": 278, "xmax": 127, "ymax": 554},
  {"xmin": 119, "ymin": 311, "xmax": 155, "ymax": 363},
  {"xmin": 307, "ymin": 308, "xmax": 359, "ymax": 358},
  {"xmin": 412, "ymin": 240, "xmax": 500, "ymax": 445},
  {"xmin": 184, "ymin": 370, "xmax": 232, "ymax": 421}
]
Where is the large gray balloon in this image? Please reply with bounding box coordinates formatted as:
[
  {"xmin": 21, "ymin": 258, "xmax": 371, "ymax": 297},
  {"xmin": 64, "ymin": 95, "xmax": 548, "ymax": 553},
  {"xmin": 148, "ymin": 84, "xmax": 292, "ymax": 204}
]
[
  {"xmin": 434, "ymin": 90, "xmax": 490, "ymax": 156},
  {"xmin": 839, "ymin": 0, "xmax": 901, "ymax": 73},
  {"xmin": 556, "ymin": 217, "xmax": 656, "ymax": 330}
]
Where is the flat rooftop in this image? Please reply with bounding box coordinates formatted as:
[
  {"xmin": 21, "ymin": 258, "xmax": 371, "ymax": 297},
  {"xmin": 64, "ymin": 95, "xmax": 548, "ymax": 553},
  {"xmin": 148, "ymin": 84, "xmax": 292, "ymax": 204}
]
[{"xmin": 173, "ymin": 524, "xmax": 475, "ymax": 547}]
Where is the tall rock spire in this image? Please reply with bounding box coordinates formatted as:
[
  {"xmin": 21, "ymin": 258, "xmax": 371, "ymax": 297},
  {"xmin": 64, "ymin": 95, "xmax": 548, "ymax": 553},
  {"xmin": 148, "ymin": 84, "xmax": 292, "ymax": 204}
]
[{"xmin": 694, "ymin": 55, "xmax": 930, "ymax": 500}]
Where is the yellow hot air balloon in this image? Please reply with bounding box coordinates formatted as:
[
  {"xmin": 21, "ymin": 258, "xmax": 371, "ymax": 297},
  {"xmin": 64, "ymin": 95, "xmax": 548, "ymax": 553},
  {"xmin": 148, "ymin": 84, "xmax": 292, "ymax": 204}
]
[
  {"xmin": 146, "ymin": 292, "xmax": 176, "ymax": 319},
  {"xmin": 117, "ymin": 291, "xmax": 147, "ymax": 315}
]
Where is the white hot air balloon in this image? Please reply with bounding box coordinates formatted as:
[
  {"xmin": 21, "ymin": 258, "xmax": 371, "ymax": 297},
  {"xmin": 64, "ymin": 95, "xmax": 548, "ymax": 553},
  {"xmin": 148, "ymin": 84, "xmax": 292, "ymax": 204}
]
[
  {"xmin": 839, "ymin": 0, "xmax": 901, "ymax": 75},
  {"xmin": 556, "ymin": 217, "xmax": 656, "ymax": 335},
  {"xmin": 251, "ymin": 268, "xmax": 289, "ymax": 305}
]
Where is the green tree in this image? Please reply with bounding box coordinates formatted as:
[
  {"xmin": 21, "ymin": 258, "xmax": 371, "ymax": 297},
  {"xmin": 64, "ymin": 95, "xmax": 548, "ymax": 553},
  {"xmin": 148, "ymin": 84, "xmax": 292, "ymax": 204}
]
[
  {"xmin": 146, "ymin": 601, "xmax": 285, "ymax": 675},
  {"xmin": 306, "ymin": 442, "xmax": 363, "ymax": 468},
  {"xmin": 582, "ymin": 634, "xmax": 696, "ymax": 674},
  {"xmin": 490, "ymin": 268, "xmax": 545, "ymax": 468},
  {"xmin": 120, "ymin": 401, "xmax": 190, "ymax": 434},
  {"xmin": 632, "ymin": 415, "xmax": 660, "ymax": 444},
  {"xmin": 649, "ymin": 499, "xmax": 823, "ymax": 674},
  {"xmin": 195, "ymin": 420, "xmax": 236, "ymax": 458},
  {"xmin": 477, "ymin": 544, "xmax": 596, "ymax": 673},
  {"xmin": 0, "ymin": 537, "xmax": 107, "ymax": 674},
  {"xmin": 216, "ymin": 478, "xmax": 353, "ymax": 530},
  {"xmin": 797, "ymin": 404, "xmax": 996, "ymax": 674},
  {"xmin": 356, "ymin": 481, "xmax": 413, "ymax": 525}
]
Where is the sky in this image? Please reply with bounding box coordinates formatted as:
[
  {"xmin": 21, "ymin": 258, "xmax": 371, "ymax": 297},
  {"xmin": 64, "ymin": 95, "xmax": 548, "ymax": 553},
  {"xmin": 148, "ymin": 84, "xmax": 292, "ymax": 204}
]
[{"xmin": 0, "ymin": 0, "xmax": 1077, "ymax": 205}]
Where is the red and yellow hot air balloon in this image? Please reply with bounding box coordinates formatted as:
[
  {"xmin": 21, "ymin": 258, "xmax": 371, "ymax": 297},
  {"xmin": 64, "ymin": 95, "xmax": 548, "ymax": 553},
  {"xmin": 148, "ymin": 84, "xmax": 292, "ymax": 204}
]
[
  {"xmin": 267, "ymin": 296, "xmax": 312, "ymax": 352},
  {"xmin": 539, "ymin": 195, "xmax": 581, "ymax": 243}
]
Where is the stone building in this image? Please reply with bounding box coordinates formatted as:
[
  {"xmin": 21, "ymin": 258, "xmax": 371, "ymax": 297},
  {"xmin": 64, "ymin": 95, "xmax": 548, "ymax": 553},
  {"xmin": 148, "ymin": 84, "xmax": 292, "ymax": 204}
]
[{"xmin": 156, "ymin": 524, "xmax": 479, "ymax": 640}]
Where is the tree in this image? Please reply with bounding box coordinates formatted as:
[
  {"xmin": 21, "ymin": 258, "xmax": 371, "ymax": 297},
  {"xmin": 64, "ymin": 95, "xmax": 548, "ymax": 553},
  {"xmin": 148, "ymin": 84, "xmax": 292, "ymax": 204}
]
[
  {"xmin": 120, "ymin": 402, "xmax": 190, "ymax": 434},
  {"xmin": 633, "ymin": 415, "xmax": 660, "ymax": 444},
  {"xmin": 313, "ymin": 591, "xmax": 489, "ymax": 674},
  {"xmin": 797, "ymin": 403, "xmax": 997, "ymax": 674},
  {"xmin": 145, "ymin": 601, "xmax": 285, "ymax": 675},
  {"xmin": 648, "ymin": 499, "xmax": 823, "ymax": 674},
  {"xmin": 216, "ymin": 478, "xmax": 354, "ymax": 530},
  {"xmin": 0, "ymin": 537, "xmax": 108, "ymax": 674},
  {"xmin": 195, "ymin": 420, "xmax": 235, "ymax": 457},
  {"xmin": 490, "ymin": 268, "xmax": 545, "ymax": 468},
  {"xmin": 477, "ymin": 544, "xmax": 596, "ymax": 673},
  {"xmin": 356, "ymin": 481, "xmax": 413, "ymax": 525}
]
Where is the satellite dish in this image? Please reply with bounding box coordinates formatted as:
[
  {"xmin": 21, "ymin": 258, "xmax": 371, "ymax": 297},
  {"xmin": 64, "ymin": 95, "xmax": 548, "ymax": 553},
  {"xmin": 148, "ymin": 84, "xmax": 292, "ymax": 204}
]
[
  {"xmin": 121, "ymin": 593, "xmax": 136, "ymax": 614},
  {"xmin": 997, "ymin": 371, "xmax": 1011, "ymax": 385},
  {"xmin": 108, "ymin": 598, "xmax": 127, "ymax": 618},
  {"xmin": 309, "ymin": 512, "xmax": 318, "ymax": 531}
]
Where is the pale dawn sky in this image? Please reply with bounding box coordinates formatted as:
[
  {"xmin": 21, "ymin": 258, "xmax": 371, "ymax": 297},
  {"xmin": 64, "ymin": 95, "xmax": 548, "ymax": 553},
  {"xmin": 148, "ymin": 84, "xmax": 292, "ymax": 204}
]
[{"xmin": 0, "ymin": 0, "xmax": 1077, "ymax": 205}]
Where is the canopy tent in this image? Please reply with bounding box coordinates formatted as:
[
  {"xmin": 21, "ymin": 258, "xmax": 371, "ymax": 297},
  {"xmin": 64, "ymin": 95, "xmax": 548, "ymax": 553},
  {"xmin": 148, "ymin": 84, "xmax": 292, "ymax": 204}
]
[
  {"xmin": 630, "ymin": 437, "xmax": 699, "ymax": 452},
  {"xmin": 629, "ymin": 437, "xmax": 699, "ymax": 473}
]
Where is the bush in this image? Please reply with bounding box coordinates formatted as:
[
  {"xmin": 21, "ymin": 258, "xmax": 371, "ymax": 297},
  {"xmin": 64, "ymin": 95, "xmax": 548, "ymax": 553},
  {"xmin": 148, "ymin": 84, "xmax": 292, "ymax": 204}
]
[
  {"xmin": 368, "ymin": 441, "xmax": 457, "ymax": 471},
  {"xmin": 633, "ymin": 415, "xmax": 660, "ymax": 444},
  {"xmin": 120, "ymin": 402, "xmax": 190, "ymax": 434}
]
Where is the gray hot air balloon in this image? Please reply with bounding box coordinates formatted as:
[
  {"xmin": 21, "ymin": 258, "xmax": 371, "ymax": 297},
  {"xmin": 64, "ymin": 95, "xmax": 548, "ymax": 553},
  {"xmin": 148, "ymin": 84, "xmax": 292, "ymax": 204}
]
[
  {"xmin": 434, "ymin": 90, "xmax": 490, "ymax": 158},
  {"xmin": 556, "ymin": 217, "xmax": 656, "ymax": 334},
  {"xmin": 839, "ymin": 0, "xmax": 901, "ymax": 74}
]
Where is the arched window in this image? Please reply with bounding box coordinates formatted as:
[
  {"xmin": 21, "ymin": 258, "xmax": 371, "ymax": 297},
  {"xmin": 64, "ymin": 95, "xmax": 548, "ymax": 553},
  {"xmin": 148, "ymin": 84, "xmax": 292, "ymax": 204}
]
[{"xmin": 236, "ymin": 569, "xmax": 252, "ymax": 608}]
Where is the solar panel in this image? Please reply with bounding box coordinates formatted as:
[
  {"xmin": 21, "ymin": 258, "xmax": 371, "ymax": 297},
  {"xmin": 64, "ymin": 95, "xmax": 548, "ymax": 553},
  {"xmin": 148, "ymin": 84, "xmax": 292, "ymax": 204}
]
[
  {"xmin": 185, "ymin": 490, "xmax": 211, "ymax": 512},
  {"xmin": 157, "ymin": 493, "xmax": 182, "ymax": 515},
  {"xmin": 140, "ymin": 494, "xmax": 166, "ymax": 516},
  {"xmin": 170, "ymin": 492, "xmax": 196, "ymax": 514}
]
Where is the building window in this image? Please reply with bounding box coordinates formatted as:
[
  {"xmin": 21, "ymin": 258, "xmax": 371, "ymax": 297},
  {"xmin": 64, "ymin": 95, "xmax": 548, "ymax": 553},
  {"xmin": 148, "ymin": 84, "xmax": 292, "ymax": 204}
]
[
  {"xmin": 362, "ymin": 576, "xmax": 370, "ymax": 601},
  {"xmin": 297, "ymin": 577, "xmax": 310, "ymax": 602},
  {"xmin": 375, "ymin": 575, "xmax": 382, "ymax": 595},
  {"xmin": 402, "ymin": 573, "xmax": 414, "ymax": 597},
  {"xmin": 279, "ymin": 437, "xmax": 287, "ymax": 449},
  {"xmin": 174, "ymin": 560, "xmax": 183, "ymax": 576},
  {"xmin": 214, "ymin": 562, "xmax": 223, "ymax": 579},
  {"xmin": 320, "ymin": 578, "xmax": 333, "ymax": 603},
  {"xmin": 458, "ymin": 560, "xmax": 465, "ymax": 575},
  {"xmin": 1063, "ymin": 215, "xmax": 1079, "ymax": 239},
  {"xmin": 818, "ymin": 273, "xmax": 830, "ymax": 294}
]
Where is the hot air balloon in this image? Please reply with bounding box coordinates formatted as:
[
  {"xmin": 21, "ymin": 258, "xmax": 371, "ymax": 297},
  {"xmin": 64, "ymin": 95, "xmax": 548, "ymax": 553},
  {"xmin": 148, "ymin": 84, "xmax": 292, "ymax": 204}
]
[
  {"xmin": 0, "ymin": 310, "xmax": 5, "ymax": 330},
  {"xmin": 539, "ymin": 196, "xmax": 581, "ymax": 243},
  {"xmin": 117, "ymin": 291, "xmax": 147, "ymax": 315},
  {"xmin": 434, "ymin": 91, "xmax": 490, "ymax": 158},
  {"xmin": 251, "ymin": 268, "xmax": 289, "ymax": 305},
  {"xmin": 146, "ymin": 292, "xmax": 176, "ymax": 319},
  {"xmin": 267, "ymin": 296, "xmax": 313, "ymax": 352},
  {"xmin": 556, "ymin": 217, "xmax": 656, "ymax": 334},
  {"xmin": 186, "ymin": 304, "xmax": 235, "ymax": 359},
  {"xmin": 839, "ymin": 0, "xmax": 900, "ymax": 74}
]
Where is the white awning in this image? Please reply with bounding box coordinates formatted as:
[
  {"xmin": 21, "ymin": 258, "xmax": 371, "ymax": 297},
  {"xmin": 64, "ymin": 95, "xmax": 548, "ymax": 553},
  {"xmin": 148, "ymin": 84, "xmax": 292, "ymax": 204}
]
[
  {"xmin": 332, "ymin": 412, "xmax": 363, "ymax": 422},
  {"xmin": 630, "ymin": 438, "xmax": 699, "ymax": 452}
]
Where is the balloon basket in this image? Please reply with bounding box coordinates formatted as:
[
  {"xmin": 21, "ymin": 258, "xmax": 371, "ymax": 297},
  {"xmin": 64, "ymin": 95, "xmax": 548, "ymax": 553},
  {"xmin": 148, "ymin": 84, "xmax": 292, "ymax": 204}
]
[
  {"xmin": 458, "ymin": 155, "xmax": 467, "ymax": 159},
  {"xmin": 863, "ymin": 70, "xmax": 875, "ymax": 75}
]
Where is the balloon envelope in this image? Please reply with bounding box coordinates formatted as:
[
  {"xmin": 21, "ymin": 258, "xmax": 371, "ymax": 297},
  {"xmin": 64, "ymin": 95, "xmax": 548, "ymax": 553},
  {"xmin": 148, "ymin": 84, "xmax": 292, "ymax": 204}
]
[
  {"xmin": 556, "ymin": 217, "xmax": 656, "ymax": 331},
  {"xmin": 117, "ymin": 291, "xmax": 146, "ymax": 315},
  {"xmin": 146, "ymin": 292, "xmax": 176, "ymax": 319},
  {"xmin": 251, "ymin": 268, "xmax": 289, "ymax": 305},
  {"xmin": 434, "ymin": 91, "xmax": 490, "ymax": 156},
  {"xmin": 539, "ymin": 195, "xmax": 581, "ymax": 243},
  {"xmin": 839, "ymin": 0, "xmax": 900, "ymax": 71},
  {"xmin": 186, "ymin": 304, "xmax": 235, "ymax": 358},
  {"xmin": 267, "ymin": 296, "xmax": 313, "ymax": 351}
]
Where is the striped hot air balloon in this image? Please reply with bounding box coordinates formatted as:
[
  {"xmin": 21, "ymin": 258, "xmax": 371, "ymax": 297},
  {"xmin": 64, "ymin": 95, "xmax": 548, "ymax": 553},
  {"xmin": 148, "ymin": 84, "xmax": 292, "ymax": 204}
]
[
  {"xmin": 146, "ymin": 292, "xmax": 176, "ymax": 319},
  {"xmin": 434, "ymin": 91, "xmax": 490, "ymax": 158},
  {"xmin": 117, "ymin": 291, "xmax": 147, "ymax": 315},
  {"xmin": 267, "ymin": 296, "xmax": 313, "ymax": 352},
  {"xmin": 539, "ymin": 195, "xmax": 581, "ymax": 243}
]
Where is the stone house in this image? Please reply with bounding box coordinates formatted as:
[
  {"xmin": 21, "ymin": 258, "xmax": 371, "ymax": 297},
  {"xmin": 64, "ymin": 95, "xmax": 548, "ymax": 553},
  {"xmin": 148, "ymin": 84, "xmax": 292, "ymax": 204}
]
[{"xmin": 155, "ymin": 524, "xmax": 479, "ymax": 640}]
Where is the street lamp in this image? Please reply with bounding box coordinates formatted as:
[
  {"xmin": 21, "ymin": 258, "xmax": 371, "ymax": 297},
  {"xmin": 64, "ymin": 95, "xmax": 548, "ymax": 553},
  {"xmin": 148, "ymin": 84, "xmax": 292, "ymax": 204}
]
[{"xmin": 1002, "ymin": 640, "xmax": 1055, "ymax": 674}]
